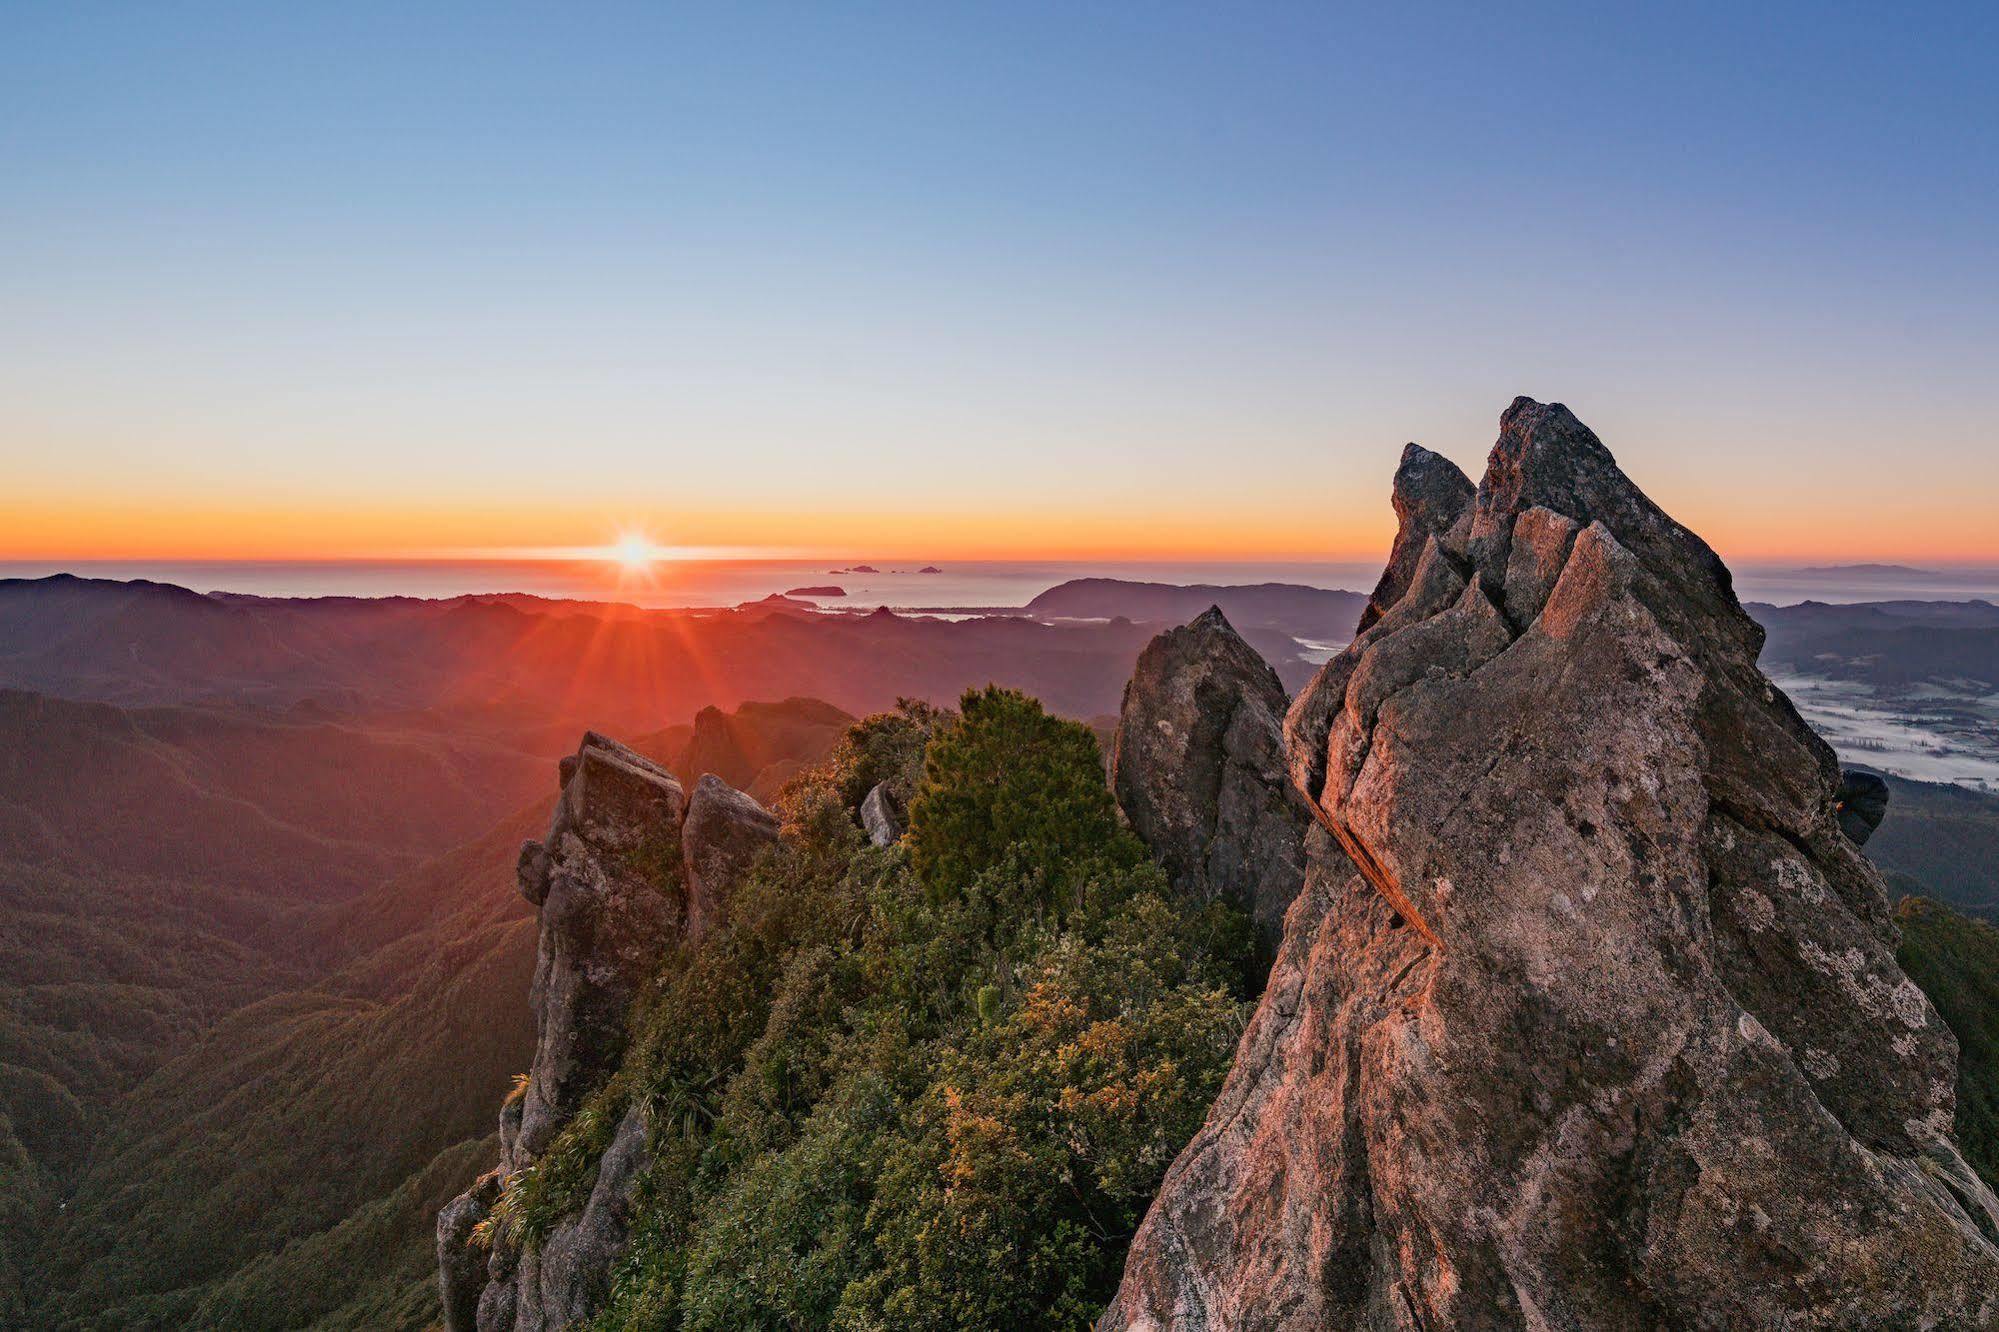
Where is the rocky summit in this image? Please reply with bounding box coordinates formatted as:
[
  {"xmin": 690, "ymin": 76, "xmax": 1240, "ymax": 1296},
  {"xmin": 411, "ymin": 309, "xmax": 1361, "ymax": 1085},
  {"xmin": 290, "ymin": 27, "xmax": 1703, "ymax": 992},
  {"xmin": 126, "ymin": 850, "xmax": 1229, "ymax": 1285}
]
[
  {"xmin": 1104, "ymin": 398, "xmax": 1999, "ymax": 1329},
  {"xmin": 439, "ymin": 732, "xmax": 779, "ymax": 1332},
  {"xmin": 1112, "ymin": 606, "xmax": 1310, "ymax": 951}
]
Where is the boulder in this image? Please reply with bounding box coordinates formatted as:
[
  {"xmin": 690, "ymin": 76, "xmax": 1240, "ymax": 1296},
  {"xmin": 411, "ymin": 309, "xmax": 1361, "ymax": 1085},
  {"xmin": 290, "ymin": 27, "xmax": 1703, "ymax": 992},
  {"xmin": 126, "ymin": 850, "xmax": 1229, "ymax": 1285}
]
[
  {"xmin": 860, "ymin": 781, "xmax": 904, "ymax": 847},
  {"xmin": 559, "ymin": 732, "xmax": 685, "ymax": 846},
  {"xmin": 1111, "ymin": 607, "xmax": 1310, "ymax": 948},
  {"xmin": 680, "ymin": 773, "xmax": 779, "ymax": 939},
  {"xmin": 1837, "ymin": 768, "xmax": 1891, "ymax": 846},
  {"xmin": 1104, "ymin": 398, "xmax": 1999, "ymax": 1330}
]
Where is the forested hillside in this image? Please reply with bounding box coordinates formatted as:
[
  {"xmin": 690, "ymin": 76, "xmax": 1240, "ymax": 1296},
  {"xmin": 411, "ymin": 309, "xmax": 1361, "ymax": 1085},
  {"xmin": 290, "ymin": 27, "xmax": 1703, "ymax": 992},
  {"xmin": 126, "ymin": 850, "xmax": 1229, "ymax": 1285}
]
[
  {"xmin": 1868, "ymin": 774, "xmax": 1999, "ymax": 920},
  {"xmin": 454, "ymin": 691, "xmax": 1257, "ymax": 1328},
  {"xmin": 0, "ymin": 686, "xmax": 854, "ymax": 1328},
  {"xmin": 1897, "ymin": 897, "xmax": 1999, "ymax": 1192},
  {"xmin": 7, "ymin": 571, "xmax": 1999, "ymax": 1327}
]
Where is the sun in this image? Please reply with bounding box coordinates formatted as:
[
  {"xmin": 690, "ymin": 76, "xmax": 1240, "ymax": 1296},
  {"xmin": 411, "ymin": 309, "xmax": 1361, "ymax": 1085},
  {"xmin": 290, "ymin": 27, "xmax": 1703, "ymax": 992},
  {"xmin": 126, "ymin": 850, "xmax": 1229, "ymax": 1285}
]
[{"xmin": 612, "ymin": 532, "xmax": 655, "ymax": 570}]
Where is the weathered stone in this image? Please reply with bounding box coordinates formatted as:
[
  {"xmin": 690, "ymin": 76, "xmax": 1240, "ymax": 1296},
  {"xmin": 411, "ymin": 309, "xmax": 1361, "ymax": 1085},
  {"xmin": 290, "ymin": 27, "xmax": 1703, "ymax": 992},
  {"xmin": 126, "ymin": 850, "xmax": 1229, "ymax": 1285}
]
[
  {"xmin": 516, "ymin": 1107, "xmax": 650, "ymax": 1331},
  {"xmin": 1837, "ymin": 768, "xmax": 1891, "ymax": 845},
  {"xmin": 498, "ymin": 1086, "xmax": 523, "ymax": 1169},
  {"xmin": 1354, "ymin": 442, "xmax": 1475, "ymax": 635},
  {"xmin": 515, "ymin": 839, "xmax": 550, "ymax": 907},
  {"xmin": 860, "ymin": 781, "xmax": 904, "ymax": 847},
  {"xmin": 474, "ymin": 1245, "xmax": 518, "ymax": 1331},
  {"xmin": 1498, "ymin": 503, "xmax": 1581, "ymax": 627},
  {"xmin": 517, "ymin": 733, "xmax": 686, "ymax": 1161},
  {"xmin": 442, "ymin": 733, "xmax": 785, "ymax": 1332},
  {"xmin": 563, "ymin": 732, "xmax": 685, "ymax": 847},
  {"xmin": 1287, "ymin": 534, "xmax": 1471, "ymax": 810},
  {"xmin": 1108, "ymin": 398, "xmax": 1999, "ymax": 1330},
  {"xmin": 1112, "ymin": 607, "xmax": 1310, "ymax": 948},
  {"xmin": 681, "ymin": 773, "xmax": 779, "ymax": 940},
  {"xmin": 436, "ymin": 1168, "xmax": 500, "ymax": 1332}
]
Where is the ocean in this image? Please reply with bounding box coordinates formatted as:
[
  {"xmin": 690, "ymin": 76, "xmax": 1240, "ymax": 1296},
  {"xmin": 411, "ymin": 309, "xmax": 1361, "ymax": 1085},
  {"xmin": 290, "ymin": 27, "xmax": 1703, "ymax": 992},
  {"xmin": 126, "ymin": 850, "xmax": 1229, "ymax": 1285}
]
[
  {"xmin": 3, "ymin": 558, "xmax": 1996, "ymax": 610},
  {"xmin": 0, "ymin": 558, "xmax": 1385, "ymax": 610}
]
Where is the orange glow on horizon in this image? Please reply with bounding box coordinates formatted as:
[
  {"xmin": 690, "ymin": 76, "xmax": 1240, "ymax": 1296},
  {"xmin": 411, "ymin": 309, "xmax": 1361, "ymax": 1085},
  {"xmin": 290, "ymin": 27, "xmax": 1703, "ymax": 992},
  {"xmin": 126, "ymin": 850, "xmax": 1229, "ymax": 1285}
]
[
  {"xmin": 7, "ymin": 484, "xmax": 1999, "ymax": 568},
  {"xmin": 0, "ymin": 494, "xmax": 1401, "ymax": 564}
]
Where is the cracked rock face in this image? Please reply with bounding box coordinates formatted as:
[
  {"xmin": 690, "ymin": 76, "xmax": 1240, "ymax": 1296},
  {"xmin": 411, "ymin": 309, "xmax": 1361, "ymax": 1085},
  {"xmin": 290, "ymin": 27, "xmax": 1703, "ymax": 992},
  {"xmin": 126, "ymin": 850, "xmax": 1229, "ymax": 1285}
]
[
  {"xmin": 1112, "ymin": 607, "xmax": 1310, "ymax": 949},
  {"xmin": 1836, "ymin": 769, "xmax": 1890, "ymax": 846},
  {"xmin": 682, "ymin": 773, "xmax": 779, "ymax": 941},
  {"xmin": 1103, "ymin": 398, "xmax": 1999, "ymax": 1330},
  {"xmin": 437, "ymin": 1169, "xmax": 502, "ymax": 1331},
  {"xmin": 441, "ymin": 732, "xmax": 779, "ymax": 1331},
  {"xmin": 477, "ymin": 1107, "xmax": 651, "ymax": 1332},
  {"xmin": 1355, "ymin": 442, "xmax": 1476, "ymax": 636},
  {"xmin": 518, "ymin": 732, "xmax": 687, "ymax": 1161}
]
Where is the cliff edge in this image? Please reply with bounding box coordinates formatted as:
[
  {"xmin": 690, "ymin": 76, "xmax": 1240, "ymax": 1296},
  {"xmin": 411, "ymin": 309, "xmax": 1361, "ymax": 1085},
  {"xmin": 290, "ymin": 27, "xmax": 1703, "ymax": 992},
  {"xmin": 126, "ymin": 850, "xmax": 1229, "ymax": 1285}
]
[{"xmin": 438, "ymin": 732, "xmax": 777, "ymax": 1331}]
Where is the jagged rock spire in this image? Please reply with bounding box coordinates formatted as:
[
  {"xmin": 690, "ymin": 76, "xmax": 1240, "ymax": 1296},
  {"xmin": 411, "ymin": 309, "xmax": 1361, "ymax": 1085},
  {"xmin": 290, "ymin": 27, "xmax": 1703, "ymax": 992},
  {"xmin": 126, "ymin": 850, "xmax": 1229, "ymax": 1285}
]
[
  {"xmin": 1111, "ymin": 606, "xmax": 1310, "ymax": 951},
  {"xmin": 1355, "ymin": 442, "xmax": 1475, "ymax": 636},
  {"xmin": 441, "ymin": 732, "xmax": 780, "ymax": 1332},
  {"xmin": 1106, "ymin": 398, "xmax": 1999, "ymax": 1330},
  {"xmin": 518, "ymin": 732, "xmax": 687, "ymax": 1159}
]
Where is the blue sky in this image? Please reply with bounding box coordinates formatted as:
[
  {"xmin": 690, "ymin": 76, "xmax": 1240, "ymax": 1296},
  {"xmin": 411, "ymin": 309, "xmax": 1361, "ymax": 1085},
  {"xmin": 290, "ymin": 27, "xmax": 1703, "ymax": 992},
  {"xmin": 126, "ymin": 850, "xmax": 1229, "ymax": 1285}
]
[{"xmin": 3, "ymin": 1, "xmax": 1995, "ymax": 559}]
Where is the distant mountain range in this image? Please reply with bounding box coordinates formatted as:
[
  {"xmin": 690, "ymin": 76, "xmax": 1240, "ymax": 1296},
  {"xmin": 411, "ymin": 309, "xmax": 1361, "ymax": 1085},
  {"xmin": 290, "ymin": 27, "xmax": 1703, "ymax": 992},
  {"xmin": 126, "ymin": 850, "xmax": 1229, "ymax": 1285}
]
[
  {"xmin": 1023, "ymin": 578, "xmax": 1365, "ymax": 643},
  {"xmin": 1795, "ymin": 562, "xmax": 1939, "ymax": 577},
  {"xmin": 1750, "ymin": 598, "xmax": 1999, "ymax": 687},
  {"xmin": 0, "ymin": 574, "xmax": 1366, "ymax": 732}
]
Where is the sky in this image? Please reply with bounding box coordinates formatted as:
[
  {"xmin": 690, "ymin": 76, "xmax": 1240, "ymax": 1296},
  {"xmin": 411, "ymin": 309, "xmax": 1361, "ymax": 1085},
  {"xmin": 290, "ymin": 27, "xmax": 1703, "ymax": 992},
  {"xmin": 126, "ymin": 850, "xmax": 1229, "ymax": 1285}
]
[{"xmin": 3, "ymin": 1, "xmax": 1996, "ymax": 563}]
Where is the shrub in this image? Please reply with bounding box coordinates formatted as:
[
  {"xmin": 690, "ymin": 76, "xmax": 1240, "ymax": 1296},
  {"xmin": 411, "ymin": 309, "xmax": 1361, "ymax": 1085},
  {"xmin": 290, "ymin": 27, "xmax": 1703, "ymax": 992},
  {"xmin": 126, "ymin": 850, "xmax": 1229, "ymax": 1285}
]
[
  {"xmin": 574, "ymin": 700, "xmax": 1252, "ymax": 1331},
  {"xmin": 906, "ymin": 687, "xmax": 1137, "ymax": 910}
]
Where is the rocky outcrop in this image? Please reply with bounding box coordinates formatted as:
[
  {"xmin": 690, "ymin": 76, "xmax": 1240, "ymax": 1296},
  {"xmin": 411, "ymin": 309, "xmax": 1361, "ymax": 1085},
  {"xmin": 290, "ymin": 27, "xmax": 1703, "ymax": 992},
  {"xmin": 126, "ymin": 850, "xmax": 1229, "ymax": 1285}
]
[
  {"xmin": 1104, "ymin": 398, "xmax": 1999, "ymax": 1330},
  {"xmin": 517, "ymin": 733, "xmax": 686, "ymax": 1160},
  {"xmin": 1837, "ymin": 768, "xmax": 1891, "ymax": 846},
  {"xmin": 1354, "ymin": 442, "xmax": 1475, "ymax": 635},
  {"xmin": 1111, "ymin": 608, "xmax": 1309, "ymax": 948},
  {"xmin": 440, "ymin": 732, "xmax": 779, "ymax": 1332},
  {"xmin": 860, "ymin": 781, "xmax": 904, "ymax": 847},
  {"xmin": 437, "ymin": 1170, "xmax": 502, "ymax": 1330},
  {"xmin": 681, "ymin": 773, "xmax": 779, "ymax": 940},
  {"xmin": 477, "ymin": 1108, "xmax": 651, "ymax": 1332}
]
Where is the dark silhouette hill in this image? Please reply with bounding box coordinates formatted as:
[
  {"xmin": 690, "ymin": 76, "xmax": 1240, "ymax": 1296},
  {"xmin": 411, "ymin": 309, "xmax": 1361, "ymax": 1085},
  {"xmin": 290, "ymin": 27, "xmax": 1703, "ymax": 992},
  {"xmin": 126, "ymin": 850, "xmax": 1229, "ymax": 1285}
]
[
  {"xmin": 1753, "ymin": 598, "xmax": 1999, "ymax": 687},
  {"xmin": 1863, "ymin": 772, "xmax": 1999, "ymax": 920},
  {"xmin": 1025, "ymin": 577, "xmax": 1364, "ymax": 642},
  {"xmin": 0, "ymin": 575, "xmax": 1182, "ymax": 725}
]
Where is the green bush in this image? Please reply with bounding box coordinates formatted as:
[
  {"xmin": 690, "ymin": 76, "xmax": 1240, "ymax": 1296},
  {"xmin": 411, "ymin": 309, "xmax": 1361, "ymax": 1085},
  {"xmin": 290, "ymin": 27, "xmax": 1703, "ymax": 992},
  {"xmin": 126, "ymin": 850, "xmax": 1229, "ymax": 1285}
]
[
  {"xmin": 566, "ymin": 697, "xmax": 1252, "ymax": 1330},
  {"xmin": 906, "ymin": 687, "xmax": 1138, "ymax": 910},
  {"xmin": 815, "ymin": 700, "xmax": 940, "ymax": 812}
]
